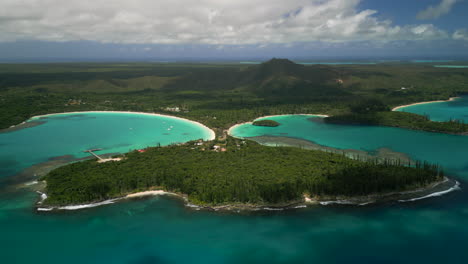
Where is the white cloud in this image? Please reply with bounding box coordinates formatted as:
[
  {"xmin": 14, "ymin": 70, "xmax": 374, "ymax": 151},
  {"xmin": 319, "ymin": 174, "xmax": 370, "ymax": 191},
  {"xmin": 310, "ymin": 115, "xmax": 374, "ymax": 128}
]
[
  {"xmin": 453, "ymin": 29, "xmax": 468, "ymax": 41},
  {"xmin": 416, "ymin": 0, "xmax": 459, "ymax": 20},
  {"xmin": 0, "ymin": 0, "xmax": 450, "ymax": 44}
]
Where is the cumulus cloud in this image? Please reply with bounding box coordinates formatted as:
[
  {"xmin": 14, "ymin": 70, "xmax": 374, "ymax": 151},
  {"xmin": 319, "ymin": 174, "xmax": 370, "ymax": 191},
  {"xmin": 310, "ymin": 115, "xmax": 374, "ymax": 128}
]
[
  {"xmin": 416, "ymin": 0, "xmax": 459, "ymax": 20},
  {"xmin": 453, "ymin": 29, "xmax": 468, "ymax": 41},
  {"xmin": 0, "ymin": 0, "xmax": 449, "ymax": 44}
]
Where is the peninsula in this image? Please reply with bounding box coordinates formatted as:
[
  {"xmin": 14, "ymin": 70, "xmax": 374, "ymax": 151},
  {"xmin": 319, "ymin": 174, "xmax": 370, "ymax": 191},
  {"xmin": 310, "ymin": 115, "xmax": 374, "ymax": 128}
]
[{"xmin": 40, "ymin": 136, "xmax": 445, "ymax": 210}]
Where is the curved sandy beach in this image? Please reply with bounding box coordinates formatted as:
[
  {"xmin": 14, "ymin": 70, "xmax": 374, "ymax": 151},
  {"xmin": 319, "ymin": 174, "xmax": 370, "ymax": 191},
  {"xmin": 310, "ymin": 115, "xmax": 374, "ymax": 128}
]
[
  {"xmin": 28, "ymin": 111, "xmax": 216, "ymax": 141},
  {"xmin": 392, "ymin": 97, "xmax": 459, "ymax": 112},
  {"xmin": 227, "ymin": 114, "xmax": 329, "ymax": 136}
]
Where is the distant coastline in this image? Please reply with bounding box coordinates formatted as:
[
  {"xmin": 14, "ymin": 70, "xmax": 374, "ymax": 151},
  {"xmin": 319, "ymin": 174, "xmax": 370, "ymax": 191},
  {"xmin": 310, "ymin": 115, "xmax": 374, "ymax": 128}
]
[{"xmin": 391, "ymin": 97, "xmax": 460, "ymax": 112}]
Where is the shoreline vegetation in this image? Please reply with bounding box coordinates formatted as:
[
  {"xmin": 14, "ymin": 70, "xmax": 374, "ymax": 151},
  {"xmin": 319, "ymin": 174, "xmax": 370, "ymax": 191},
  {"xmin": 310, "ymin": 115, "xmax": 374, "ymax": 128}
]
[
  {"xmin": 32, "ymin": 108, "xmax": 463, "ymax": 212},
  {"xmin": 38, "ymin": 133, "xmax": 450, "ymax": 211},
  {"xmin": 324, "ymin": 98, "xmax": 468, "ymax": 135},
  {"xmin": 37, "ymin": 177, "xmax": 460, "ymax": 212},
  {"xmin": 3, "ymin": 60, "xmax": 465, "ymax": 212}
]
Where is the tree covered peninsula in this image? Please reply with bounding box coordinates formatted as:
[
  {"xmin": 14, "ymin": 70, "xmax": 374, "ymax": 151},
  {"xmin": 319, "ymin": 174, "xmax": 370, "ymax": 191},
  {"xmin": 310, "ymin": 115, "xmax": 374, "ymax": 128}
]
[
  {"xmin": 324, "ymin": 99, "xmax": 468, "ymax": 134},
  {"xmin": 42, "ymin": 137, "xmax": 444, "ymax": 207}
]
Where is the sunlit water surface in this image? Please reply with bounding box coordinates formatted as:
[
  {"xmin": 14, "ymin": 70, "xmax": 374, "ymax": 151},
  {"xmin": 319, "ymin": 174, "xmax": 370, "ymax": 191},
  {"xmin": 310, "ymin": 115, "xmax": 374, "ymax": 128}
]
[{"xmin": 2, "ymin": 106, "xmax": 468, "ymax": 263}]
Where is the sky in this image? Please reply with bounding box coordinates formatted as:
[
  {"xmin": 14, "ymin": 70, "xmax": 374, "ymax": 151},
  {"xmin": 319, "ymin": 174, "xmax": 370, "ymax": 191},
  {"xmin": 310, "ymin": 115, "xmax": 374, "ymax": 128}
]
[{"xmin": 0, "ymin": 0, "xmax": 467, "ymax": 61}]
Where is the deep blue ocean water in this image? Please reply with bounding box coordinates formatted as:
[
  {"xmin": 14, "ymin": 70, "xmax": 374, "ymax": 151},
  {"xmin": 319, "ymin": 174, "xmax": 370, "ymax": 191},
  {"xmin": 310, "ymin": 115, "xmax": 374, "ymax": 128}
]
[{"xmin": 2, "ymin": 106, "xmax": 468, "ymax": 263}]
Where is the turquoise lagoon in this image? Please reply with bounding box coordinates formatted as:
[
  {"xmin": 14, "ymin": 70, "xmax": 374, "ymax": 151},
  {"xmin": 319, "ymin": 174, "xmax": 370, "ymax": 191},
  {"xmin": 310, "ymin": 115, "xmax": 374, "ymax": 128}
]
[
  {"xmin": 395, "ymin": 97, "xmax": 468, "ymax": 122},
  {"xmin": 2, "ymin": 108, "xmax": 468, "ymax": 263},
  {"xmin": 0, "ymin": 112, "xmax": 213, "ymax": 179},
  {"xmin": 230, "ymin": 114, "xmax": 468, "ymax": 176}
]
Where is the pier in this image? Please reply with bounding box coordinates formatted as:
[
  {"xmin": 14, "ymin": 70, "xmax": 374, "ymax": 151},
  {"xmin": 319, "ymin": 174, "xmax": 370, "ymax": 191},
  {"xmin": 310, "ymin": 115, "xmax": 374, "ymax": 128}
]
[
  {"xmin": 83, "ymin": 148, "xmax": 104, "ymax": 161},
  {"xmin": 83, "ymin": 148, "xmax": 122, "ymax": 163}
]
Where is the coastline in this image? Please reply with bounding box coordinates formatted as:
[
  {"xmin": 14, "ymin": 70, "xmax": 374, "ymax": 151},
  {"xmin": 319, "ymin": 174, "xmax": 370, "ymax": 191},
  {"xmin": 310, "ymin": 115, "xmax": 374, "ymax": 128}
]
[
  {"xmin": 34, "ymin": 112, "xmax": 460, "ymax": 213},
  {"xmin": 36, "ymin": 177, "xmax": 460, "ymax": 212},
  {"xmin": 37, "ymin": 190, "xmax": 177, "ymax": 211},
  {"xmin": 391, "ymin": 97, "xmax": 459, "ymax": 112},
  {"xmin": 227, "ymin": 114, "xmax": 329, "ymax": 137},
  {"xmin": 27, "ymin": 111, "xmax": 216, "ymax": 141}
]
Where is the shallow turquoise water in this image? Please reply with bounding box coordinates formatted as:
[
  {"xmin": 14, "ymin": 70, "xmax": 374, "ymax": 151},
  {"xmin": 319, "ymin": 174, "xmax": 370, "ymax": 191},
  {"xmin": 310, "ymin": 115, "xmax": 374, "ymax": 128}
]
[
  {"xmin": 2, "ymin": 110, "xmax": 468, "ymax": 263},
  {"xmin": 434, "ymin": 65, "xmax": 468, "ymax": 68},
  {"xmin": 0, "ymin": 112, "xmax": 212, "ymax": 178},
  {"xmin": 232, "ymin": 115, "xmax": 468, "ymax": 176},
  {"xmin": 412, "ymin": 60, "xmax": 453, "ymax": 63},
  {"xmin": 396, "ymin": 97, "xmax": 468, "ymax": 122}
]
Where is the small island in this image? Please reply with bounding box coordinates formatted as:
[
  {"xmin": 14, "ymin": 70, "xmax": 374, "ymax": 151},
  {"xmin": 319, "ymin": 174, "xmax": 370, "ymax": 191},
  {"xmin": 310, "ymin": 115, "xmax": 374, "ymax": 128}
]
[{"xmin": 252, "ymin": 119, "xmax": 280, "ymax": 127}]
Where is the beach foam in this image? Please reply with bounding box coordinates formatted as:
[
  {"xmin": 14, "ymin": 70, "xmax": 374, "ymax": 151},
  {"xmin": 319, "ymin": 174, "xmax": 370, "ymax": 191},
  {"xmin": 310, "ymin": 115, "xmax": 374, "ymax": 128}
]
[
  {"xmin": 398, "ymin": 181, "xmax": 461, "ymax": 203},
  {"xmin": 319, "ymin": 200, "xmax": 357, "ymax": 206},
  {"xmin": 25, "ymin": 181, "xmax": 39, "ymax": 186},
  {"xmin": 37, "ymin": 208, "xmax": 53, "ymax": 211},
  {"xmin": 57, "ymin": 199, "xmax": 119, "ymax": 210},
  {"xmin": 293, "ymin": 205, "xmax": 307, "ymax": 209},
  {"xmin": 36, "ymin": 191, "xmax": 48, "ymax": 204}
]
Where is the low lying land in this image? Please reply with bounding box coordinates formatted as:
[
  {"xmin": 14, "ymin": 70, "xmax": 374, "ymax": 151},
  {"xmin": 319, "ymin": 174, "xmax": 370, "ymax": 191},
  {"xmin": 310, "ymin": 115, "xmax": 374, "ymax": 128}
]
[{"xmin": 41, "ymin": 136, "xmax": 445, "ymax": 208}]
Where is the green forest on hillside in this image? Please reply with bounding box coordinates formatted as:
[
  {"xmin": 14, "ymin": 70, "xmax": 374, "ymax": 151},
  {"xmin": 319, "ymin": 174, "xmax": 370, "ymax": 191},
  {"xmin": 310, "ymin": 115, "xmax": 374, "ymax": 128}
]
[{"xmin": 1, "ymin": 59, "xmax": 468, "ymax": 131}]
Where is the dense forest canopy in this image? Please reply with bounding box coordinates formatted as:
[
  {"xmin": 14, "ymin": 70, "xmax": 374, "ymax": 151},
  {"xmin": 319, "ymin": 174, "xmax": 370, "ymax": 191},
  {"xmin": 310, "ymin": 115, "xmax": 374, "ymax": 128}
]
[
  {"xmin": 43, "ymin": 137, "xmax": 443, "ymax": 206},
  {"xmin": 252, "ymin": 120, "xmax": 280, "ymax": 127}
]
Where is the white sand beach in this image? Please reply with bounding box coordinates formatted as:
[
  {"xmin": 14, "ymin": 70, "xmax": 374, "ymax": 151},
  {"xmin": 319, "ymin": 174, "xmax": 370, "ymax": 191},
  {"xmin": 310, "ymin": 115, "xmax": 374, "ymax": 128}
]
[
  {"xmin": 392, "ymin": 97, "xmax": 459, "ymax": 111},
  {"xmin": 125, "ymin": 190, "xmax": 171, "ymax": 198},
  {"xmin": 28, "ymin": 111, "xmax": 216, "ymax": 141}
]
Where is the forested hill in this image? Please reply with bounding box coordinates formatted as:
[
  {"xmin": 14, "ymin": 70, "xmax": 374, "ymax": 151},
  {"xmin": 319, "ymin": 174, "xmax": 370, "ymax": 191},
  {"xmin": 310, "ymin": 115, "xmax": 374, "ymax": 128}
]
[
  {"xmin": 163, "ymin": 59, "xmax": 342, "ymax": 90},
  {"xmin": 244, "ymin": 59, "xmax": 347, "ymax": 100},
  {"xmin": 163, "ymin": 58, "xmax": 347, "ymax": 102}
]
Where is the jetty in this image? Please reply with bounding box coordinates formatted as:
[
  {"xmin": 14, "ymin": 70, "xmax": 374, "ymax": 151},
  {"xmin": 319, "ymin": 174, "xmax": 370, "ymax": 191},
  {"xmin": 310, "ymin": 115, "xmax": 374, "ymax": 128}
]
[
  {"xmin": 83, "ymin": 148, "xmax": 104, "ymax": 161},
  {"xmin": 83, "ymin": 148, "xmax": 122, "ymax": 163}
]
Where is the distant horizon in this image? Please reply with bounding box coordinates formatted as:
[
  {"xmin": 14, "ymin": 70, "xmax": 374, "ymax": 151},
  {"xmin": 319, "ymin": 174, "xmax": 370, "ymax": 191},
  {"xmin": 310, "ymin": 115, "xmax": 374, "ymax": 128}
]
[{"xmin": 1, "ymin": 56, "xmax": 468, "ymax": 64}]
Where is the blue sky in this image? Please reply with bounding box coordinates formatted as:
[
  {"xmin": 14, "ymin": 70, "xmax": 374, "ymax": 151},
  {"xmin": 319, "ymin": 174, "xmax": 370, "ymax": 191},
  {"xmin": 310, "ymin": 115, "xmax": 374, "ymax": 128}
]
[{"xmin": 0, "ymin": 0, "xmax": 467, "ymax": 61}]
